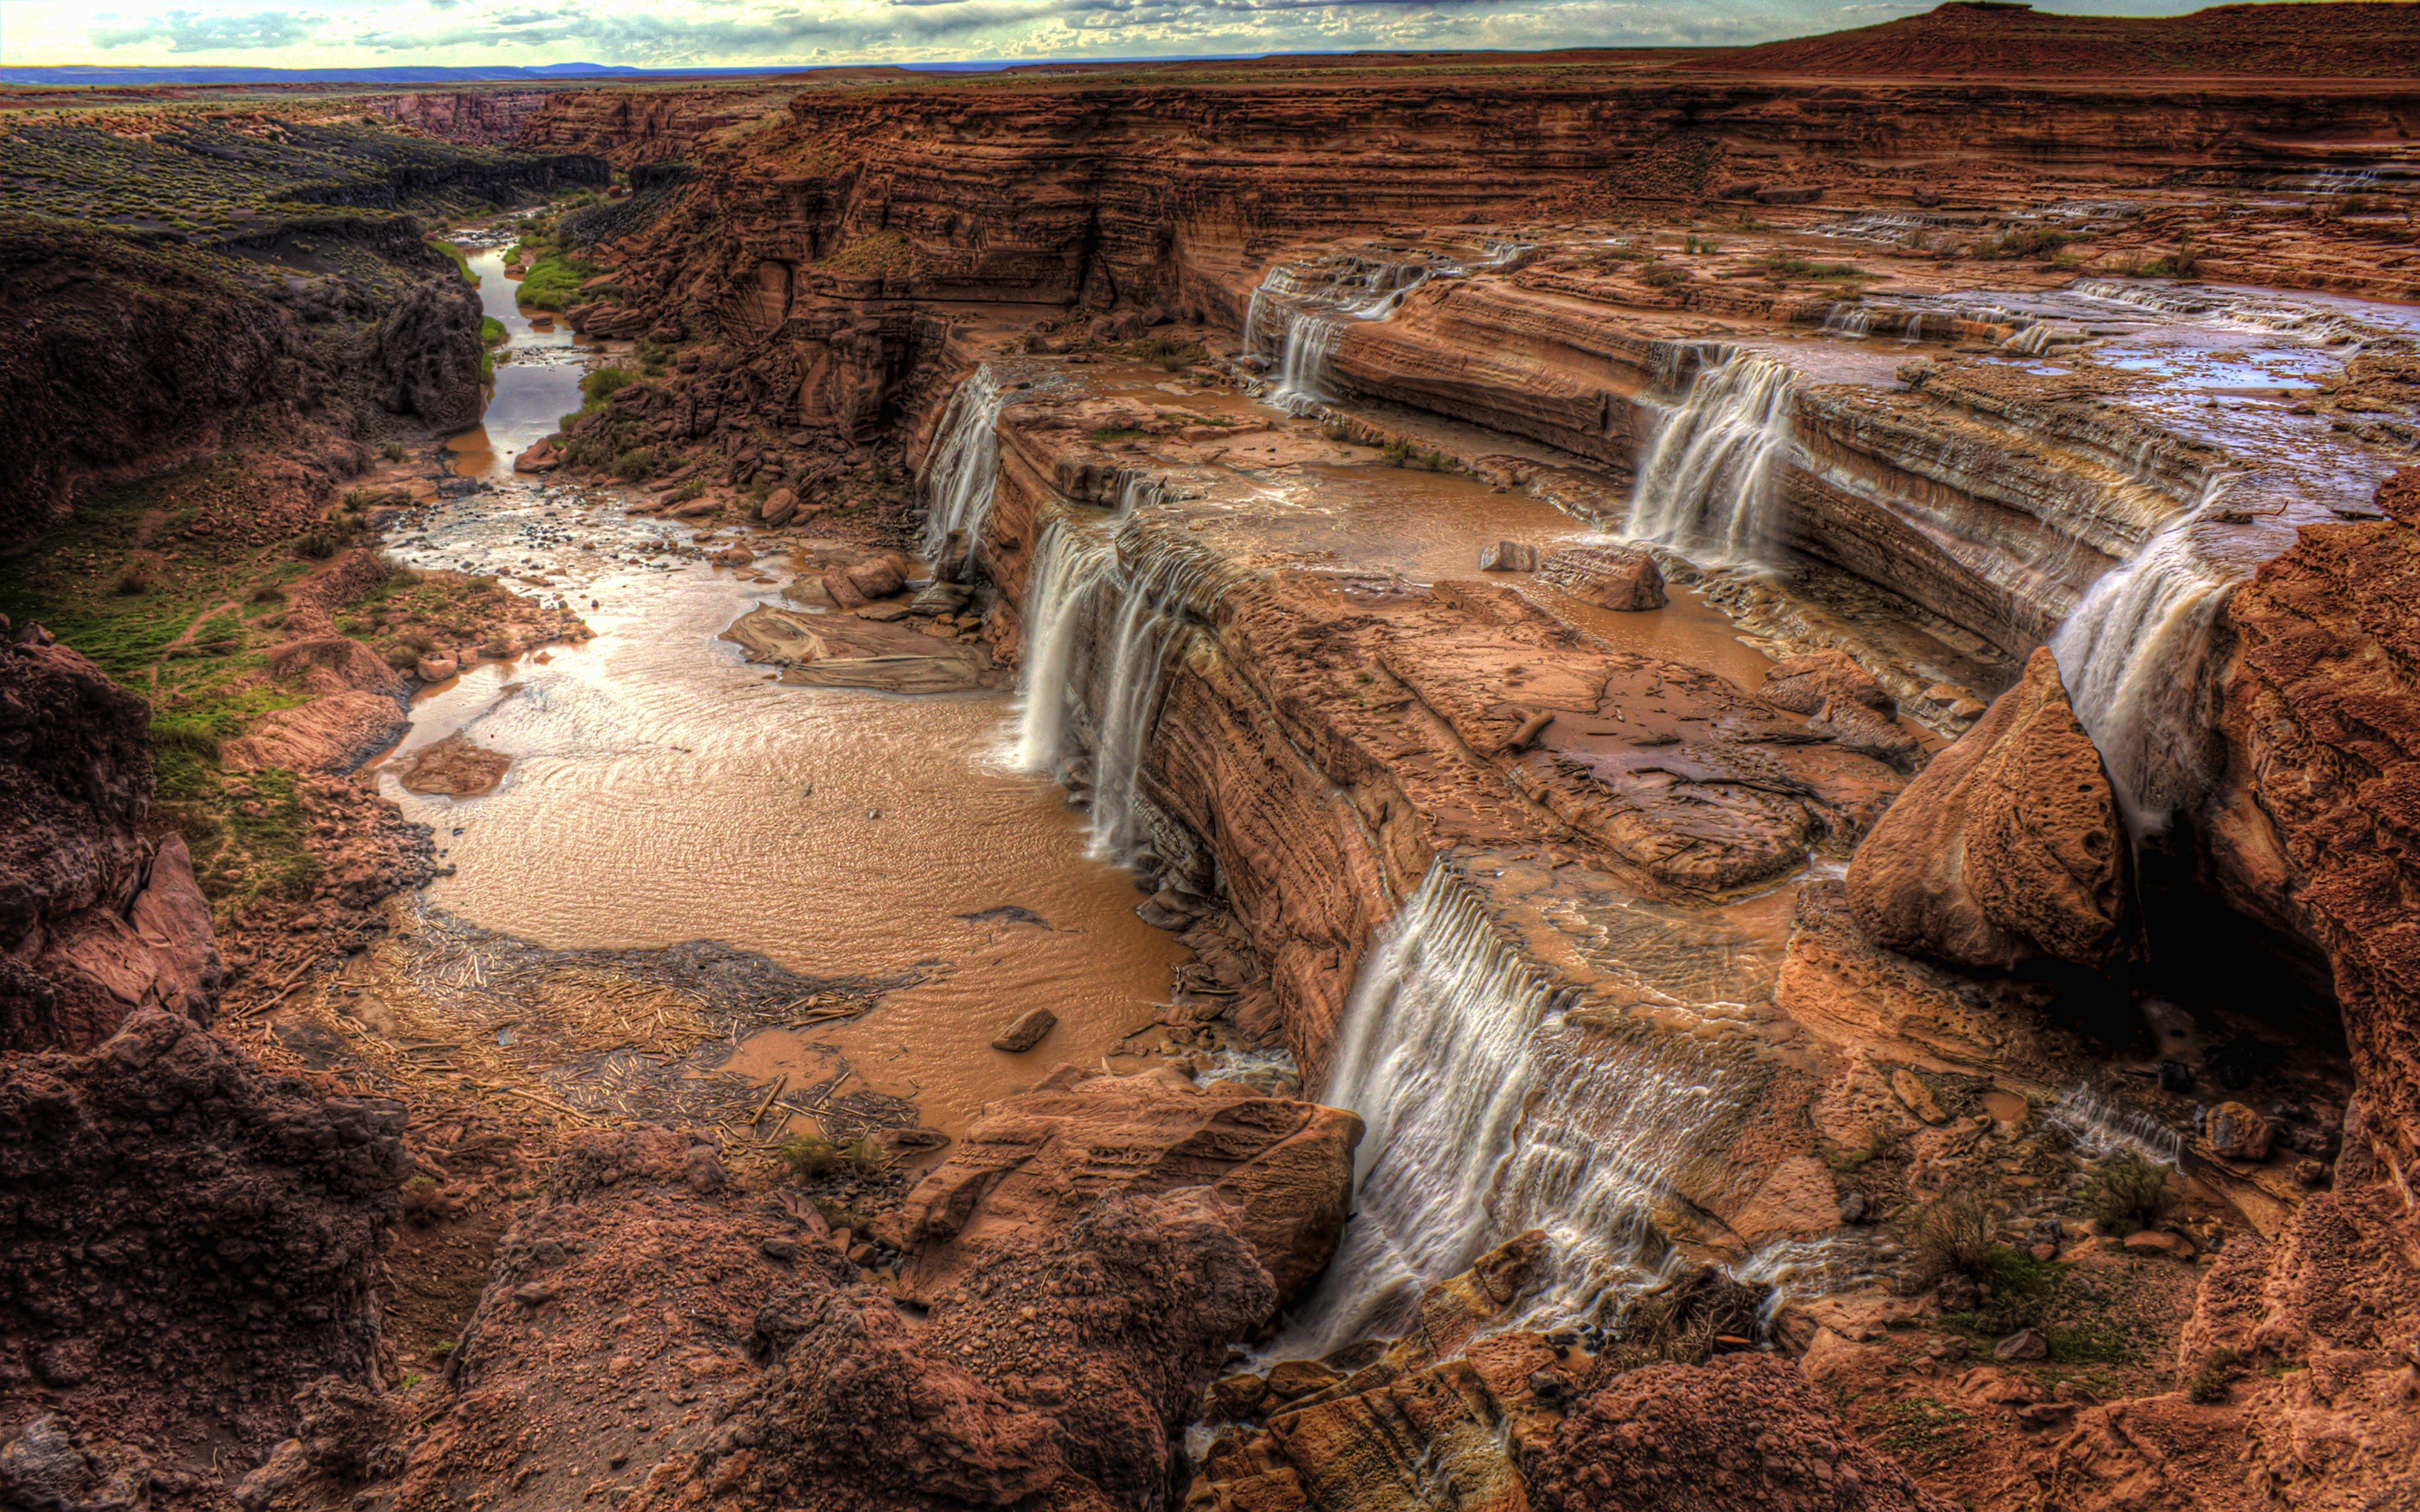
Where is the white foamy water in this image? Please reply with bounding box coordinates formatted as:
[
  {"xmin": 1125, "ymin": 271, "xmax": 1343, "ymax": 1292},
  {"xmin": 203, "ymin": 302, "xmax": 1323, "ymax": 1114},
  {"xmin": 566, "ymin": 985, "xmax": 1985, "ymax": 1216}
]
[
  {"xmin": 918, "ymin": 365, "xmax": 1008, "ymax": 568},
  {"xmin": 2048, "ymin": 1084, "xmax": 2184, "ymax": 1166},
  {"xmin": 1276, "ymin": 863, "xmax": 1743, "ymax": 1356},
  {"xmin": 2050, "ymin": 477, "xmax": 2241, "ymax": 827},
  {"xmin": 1625, "ymin": 350, "xmax": 1800, "ymax": 564}
]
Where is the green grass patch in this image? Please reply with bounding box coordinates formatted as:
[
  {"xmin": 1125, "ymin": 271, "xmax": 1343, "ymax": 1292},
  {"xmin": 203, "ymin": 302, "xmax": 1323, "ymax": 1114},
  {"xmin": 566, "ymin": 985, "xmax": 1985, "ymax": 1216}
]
[
  {"xmin": 517, "ymin": 252, "xmax": 606, "ymax": 312},
  {"xmin": 1087, "ymin": 427, "xmax": 1147, "ymax": 443},
  {"xmin": 480, "ymin": 315, "xmax": 507, "ymax": 347}
]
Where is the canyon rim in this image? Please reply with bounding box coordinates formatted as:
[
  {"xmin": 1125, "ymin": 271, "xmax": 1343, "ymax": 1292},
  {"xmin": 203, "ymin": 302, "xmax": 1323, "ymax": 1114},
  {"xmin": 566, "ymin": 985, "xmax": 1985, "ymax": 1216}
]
[{"xmin": 4, "ymin": 3, "xmax": 2420, "ymax": 1509}]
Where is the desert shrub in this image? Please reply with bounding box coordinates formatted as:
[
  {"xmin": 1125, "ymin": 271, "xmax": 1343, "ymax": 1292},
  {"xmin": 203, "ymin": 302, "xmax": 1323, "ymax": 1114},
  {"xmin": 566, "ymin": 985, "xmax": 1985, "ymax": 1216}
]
[
  {"xmin": 1906, "ymin": 1192, "xmax": 1997, "ymax": 1283},
  {"xmin": 114, "ymin": 564, "xmax": 153, "ymax": 596},
  {"xmin": 381, "ymin": 442, "xmax": 407, "ymax": 462},
  {"xmin": 249, "ymin": 584, "xmax": 287, "ymax": 604},
  {"xmin": 610, "ymin": 447, "xmax": 657, "ymax": 481},
  {"xmin": 779, "ymin": 1135, "xmax": 843, "ymax": 1178},
  {"xmin": 400, "ymin": 1174, "xmax": 454, "ymax": 1225},
  {"xmin": 2086, "ymin": 1155, "xmax": 2172, "ymax": 1236},
  {"xmin": 1134, "ymin": 333, "xmax": 1206, "ymax": 371},
  {"xmin": 294, "ymin": 530, "xmax": 338, "ymax": 561},
  {"xmin": 580, "ymin": 366, "xmax": 640, "ymax": 406},
  {"xmin": 1760, "ymin": 253, "xmax": 1867, "ymax": 282},
  {"xmin": 1639, "ymin": 263, "xmax": 1693, "ymax": 288},
  {"xmin": 2188, "ymin": 1348, "xmax": 2242, "ymax": 1404},
  {"xmin": 383, "ymin": 644, "xmax": 423, "ymax": 671}
]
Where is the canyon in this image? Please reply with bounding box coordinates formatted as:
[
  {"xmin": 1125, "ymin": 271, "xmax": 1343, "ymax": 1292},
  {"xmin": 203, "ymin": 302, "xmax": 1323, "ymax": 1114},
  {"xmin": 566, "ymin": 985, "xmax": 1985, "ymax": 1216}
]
[{"xmin": 4, "ymin": 6, "xmax": 2420, "ymax": 1511}]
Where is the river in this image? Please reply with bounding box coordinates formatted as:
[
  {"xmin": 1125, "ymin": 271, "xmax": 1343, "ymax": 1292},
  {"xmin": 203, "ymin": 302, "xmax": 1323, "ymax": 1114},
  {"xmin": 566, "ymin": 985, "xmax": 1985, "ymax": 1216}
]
[{"xmin": 360, "ymin": 224, "xmax": 1184, "ymax": 1139}]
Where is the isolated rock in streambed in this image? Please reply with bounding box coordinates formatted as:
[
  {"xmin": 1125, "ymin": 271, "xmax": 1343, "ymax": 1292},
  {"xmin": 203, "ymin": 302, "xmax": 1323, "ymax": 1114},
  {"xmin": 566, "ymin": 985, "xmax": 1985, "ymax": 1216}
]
[
  {"xmin": 1759, "ymin": 649, "xmax": 1893, "ymax": 716},
  {"xmin": 1535, "ymin": 543, "xmax": 1666, "ymax": 611},
  {"xmin": 395, "ymin": 731, "xmax": 512, "ymax": 798},
  {"xmin": 880, "ymin": 1063, "xmax": 1361, "ymax": 1308},
  {"xmin": 374, "ymin": 275, "xmax": 485, "ymax": 433},
  {"xmin": 512, "ymin": 435, "xmax": 562, "ymax": 473},
  {"xmin": 1846, "ymin": 648, "xmax": 2128, "ymax": 971},
  {"xmin": 991, "ymin": 1005, "xmax": 1057, "ymax": 1051}
]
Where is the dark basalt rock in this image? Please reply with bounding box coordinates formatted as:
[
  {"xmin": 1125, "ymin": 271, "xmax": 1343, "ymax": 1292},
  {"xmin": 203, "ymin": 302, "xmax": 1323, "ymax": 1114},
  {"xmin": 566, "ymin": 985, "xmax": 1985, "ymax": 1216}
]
[{"xmin": 374, "ymin": 274, "xmax": 485, "ymax": 433}]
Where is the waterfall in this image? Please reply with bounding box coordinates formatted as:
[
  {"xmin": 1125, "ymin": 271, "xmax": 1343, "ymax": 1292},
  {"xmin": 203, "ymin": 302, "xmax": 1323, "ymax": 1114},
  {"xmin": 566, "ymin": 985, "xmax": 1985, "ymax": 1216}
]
[
  {"xmin": 1822, "ymin": 304, "xmax": 1874, "ymax": 337},
  {"xmin": 918, "ymin": 366, "xmax": 1008, "ymax": 567},
  {"xmin": 1272, "ymin": 313, "xmax": 1342, "ymax": 415},
  {"xmin": 1245, "ymin": 254, "xmax": 1446, "ymax": 416},
  {"xmin": 2049, "ymin": 477, "xmax": 2239, "ymax": 827},
  {"xmin": 1011, "ymin": 517, "xmax": 1116, "ymax": 775},
  {"xmin": 1083, "ymin": 544, "xmax": 1222, "ymax": 863},
  {"xmin": 1274, "ymin": 863, "xmax": 1741, "ymax": 1357},
  {"xmin": 2048, "ymin": 1085, "xmax": 2183, "ymax": 1166},
  {"xmin": 1625, "ymin": 350, "xmax": 1799, "ymax": 564}
]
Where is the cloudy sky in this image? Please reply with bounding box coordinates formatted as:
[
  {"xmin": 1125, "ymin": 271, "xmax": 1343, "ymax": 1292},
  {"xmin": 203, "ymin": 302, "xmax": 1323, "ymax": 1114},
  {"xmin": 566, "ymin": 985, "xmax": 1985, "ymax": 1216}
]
[{"xmin": 0, "ymin": 0, "xmax": 2253, "ymax": 69}]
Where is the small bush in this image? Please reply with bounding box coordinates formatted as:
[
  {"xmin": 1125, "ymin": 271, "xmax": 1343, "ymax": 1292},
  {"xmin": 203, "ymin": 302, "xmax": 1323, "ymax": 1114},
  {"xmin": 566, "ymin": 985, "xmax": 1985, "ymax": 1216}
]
[
  {"xmin": 671, "ymin": 478, "xmax": 706, "ymax": 503},
  {"xmin": 114, "ymin": 565, "xmax": 153, "ymax": 596},
  {"xmin": 1906, "ymin": 1192, "xmax": 1997, "ymax": 1283},
  {"xmin": 1760, "ymin": 254, "xmax": 1867, "ymax": 282},
  {"xmin": 2187, "ymin": 1348, "xmax": 2242, "ymax": 1404},
  {"xmin": 400, "ymin": 1174, "xmax": 453, "ymax": 1225},
  {"xmin": 581, "ymin": 366, "xmax": 640, "ymax": 406},
  {"xmin": 249, "ymin": 584, "xmax": 287, "ymax": 605},
  {"xmin": 383, "ymin": 644, "xmax": 424, "ymax": 671},
  {"xmin": 610, "ymin": 447, "xmax": 657, "ymax": 481},
  {"xmin": 778, "ymin": 1135, "xmax": 843, "ymax": 1178},
  {"xmin": 294, "ymin": 531, "xmax": 338, "ymax": 561},
  {"xmin": 1639, "ymin": 263, "xmax": 1692, "ymax": 288},
  {"xmin": 2087, "ymin": 1155, "xmax": 2172, "ymax": 1237},
  {"xmin": 1134, "ymin": 333, "xmax": 1207, "ymax": 371},
  {"xmin": 381, "ymin": 442, "xmax": 407, "ymax": 462},
  {"xmin": 843, "ymin": 1133, "xmax": 887, "ymax": 1176},
  {"xmin": 1086, "ymin": 427, "xmax": 1146, "ymax": 443}
]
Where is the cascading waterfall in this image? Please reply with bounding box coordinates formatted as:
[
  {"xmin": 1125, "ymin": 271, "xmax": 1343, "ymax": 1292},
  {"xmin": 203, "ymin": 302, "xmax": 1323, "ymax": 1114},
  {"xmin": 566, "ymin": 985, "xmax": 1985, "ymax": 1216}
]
[
  {"xmin": 1011, "ymin": 516, "xmax": 1117, "ymax": 775},
  {"xmin": 1272, "ymin": 314, "xmax": 1342, "ymax": 413},
  {"xmin": 1275, "ymin": 863, "xmax": 1741, "ymax": 1358},
  {"xmin": 1010, "ymin": 471, "xmax": 1176, "ymax": 776},
  {"xmin": 2049, "ymin": 474, "xmax": 2240, "ymax": 827},
  {"xmin": 917, "ymin": 367, "xmax": 1008, "ymax": 566},
  {"xmin": 2048, "ymin": 1085, "xmax": 2184, "ymax": 1166},
  {"xmin": 1624, "ymin": 350, "xmax": 1800, "ymax": 564},
  {"xmin": 1083, "ymin": 543, "xmax": 1223, "ymax": 863},
  {"xmin": 1822, "ymin": 304, "xmax": 1875, "ymax": 337},
  {"xmin": 1245, "ymin": 255, "xmax": 1449, "ymax": 416}
]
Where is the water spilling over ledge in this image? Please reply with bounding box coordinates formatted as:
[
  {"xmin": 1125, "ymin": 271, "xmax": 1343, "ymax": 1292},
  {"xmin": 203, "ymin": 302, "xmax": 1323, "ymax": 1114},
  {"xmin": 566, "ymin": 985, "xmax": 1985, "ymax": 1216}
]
[
  {"xmin": 918, "ymin": 364, "xmax": 1009, "ymax": 568},
  {"xmin": 1275, "ymin": 859, "xmax": 1754, "ymax": 1356},
  {"xmin": 1627, "ymin": 349, "xmax": 1801, "ymax": 566}
]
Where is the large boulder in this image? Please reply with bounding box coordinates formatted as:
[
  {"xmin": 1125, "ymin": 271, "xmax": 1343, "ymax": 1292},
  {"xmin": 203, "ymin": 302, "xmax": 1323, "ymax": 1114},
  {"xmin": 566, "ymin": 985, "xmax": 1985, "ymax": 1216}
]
[
  {"xmin": 374, "ymin": 275, "xmax": 484, "ymax": 433},
  {"xmin": 1845, "ymin": 648, "xmax": 2129, "ymax": 970},
  {"xmin": 1, "ymin": 638, "xmax": 223, "ymax": 1050},
  {"xmin": 880, "ymin": 1063, "xmax": 1361, "ymax": 1307},
  {"xmin": 1535, "ymin": 543, "xmax": 1666, "ymax": 611},
  {"xmin": 0, "ymin": 1011, "xmax": 404, "ymax": 1455}
]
